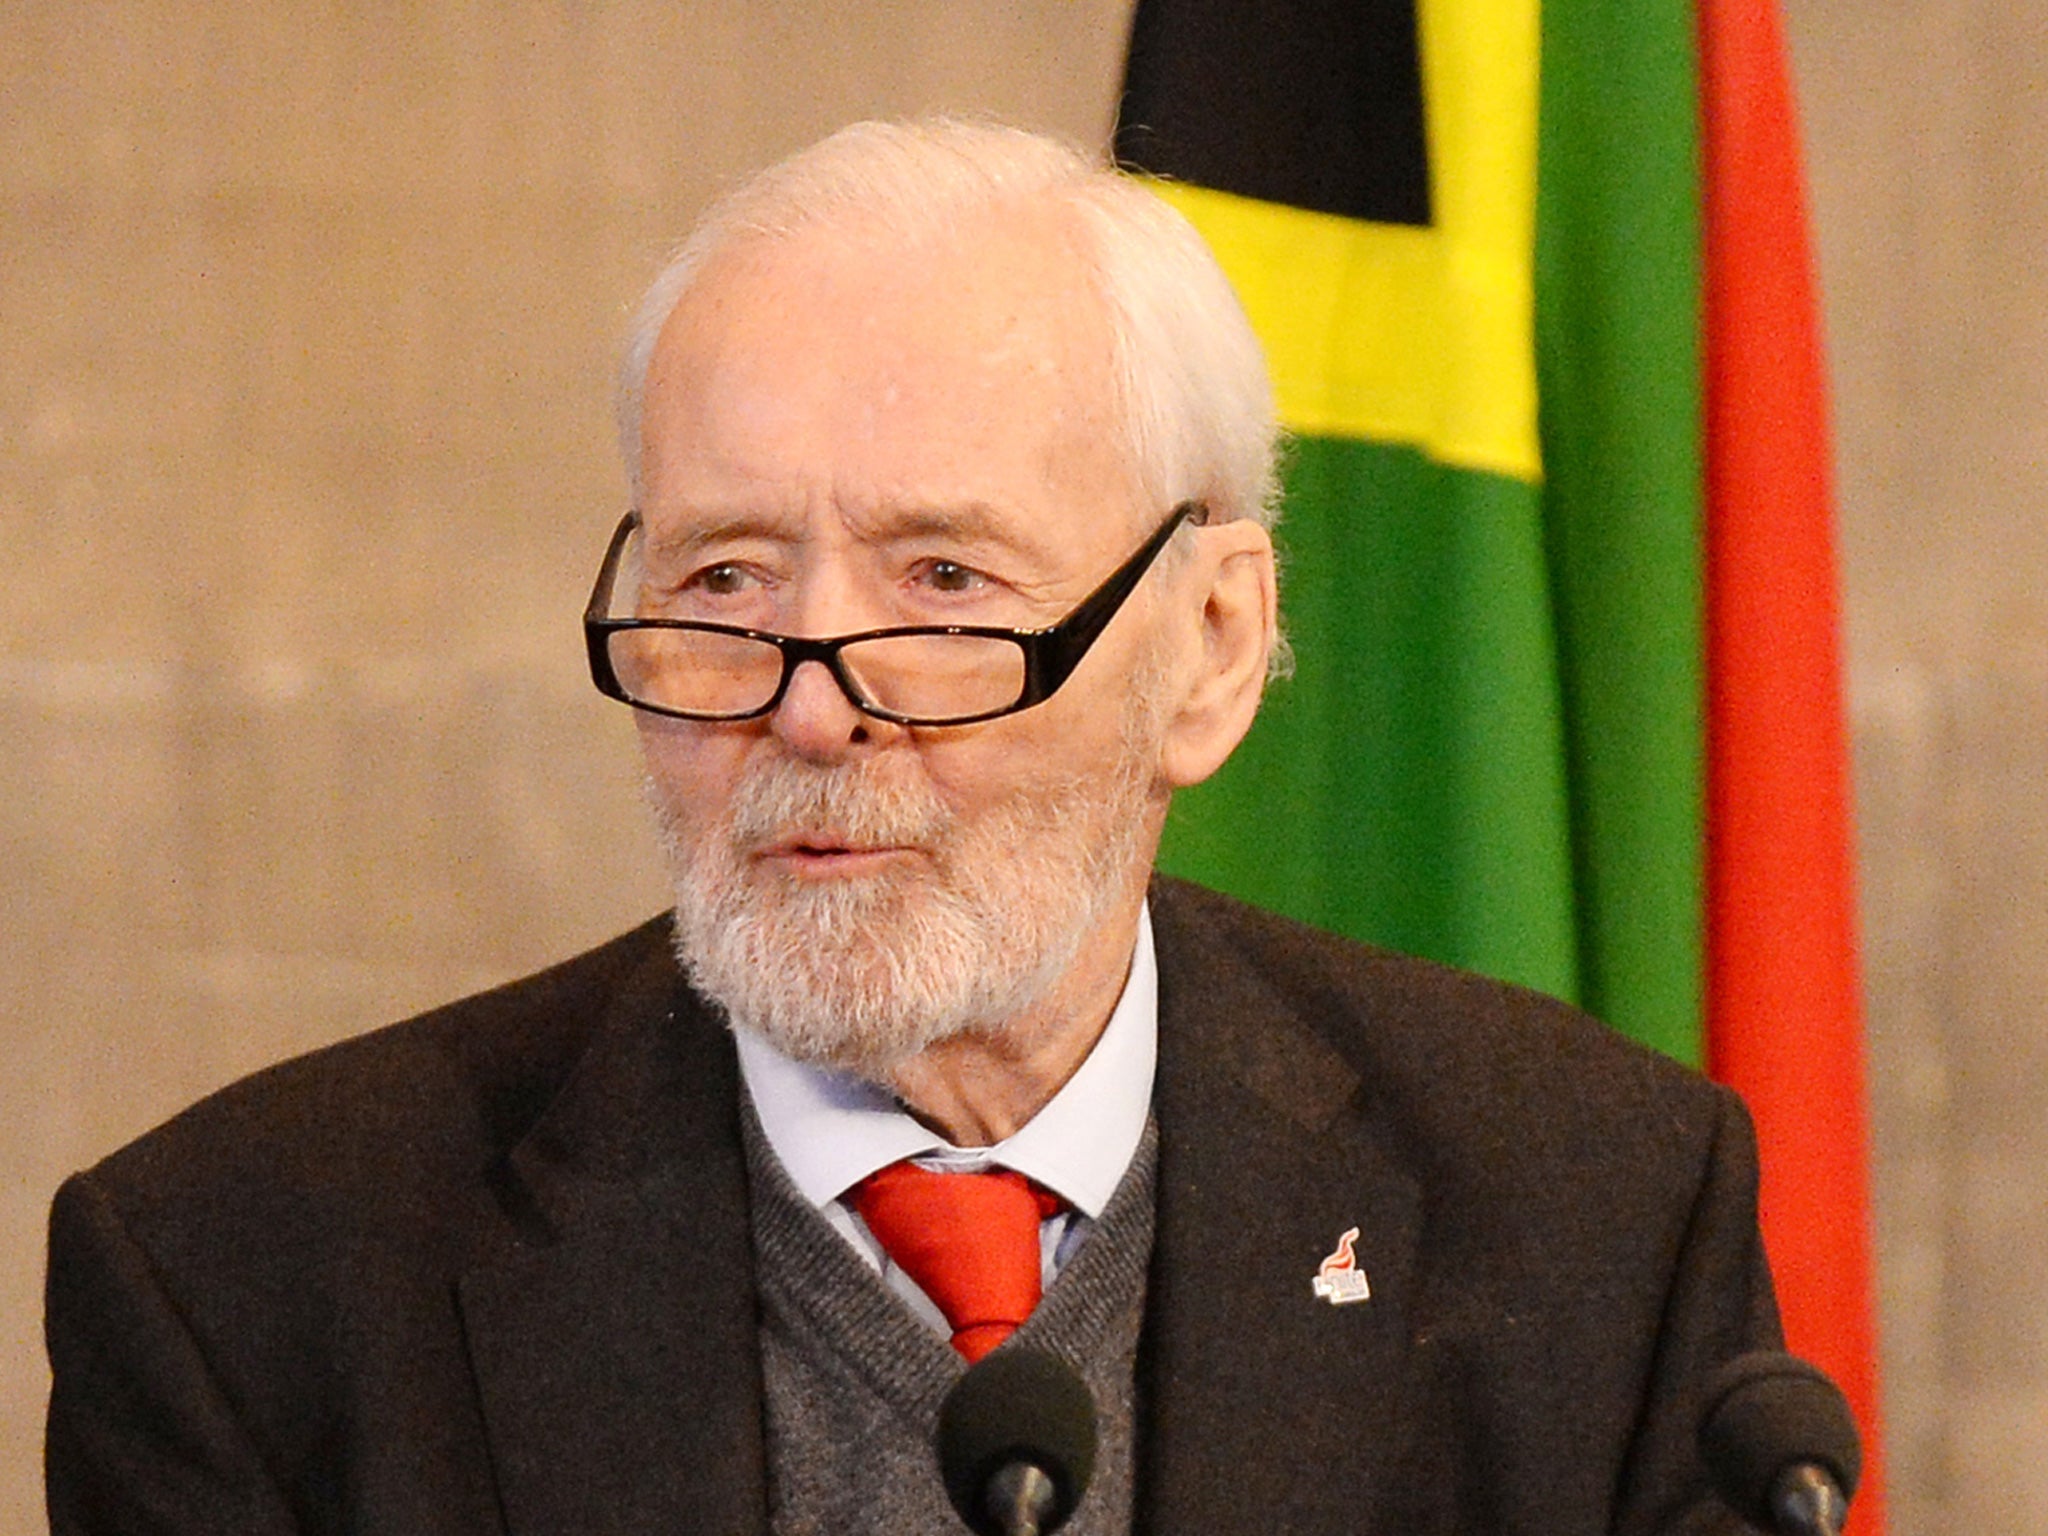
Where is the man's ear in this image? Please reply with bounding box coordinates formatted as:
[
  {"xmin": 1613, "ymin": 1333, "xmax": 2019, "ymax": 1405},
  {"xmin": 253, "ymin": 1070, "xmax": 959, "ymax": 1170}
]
[{"xmin": 1159, "ymin": 519, "xmax": 1278, "ymax": 789}]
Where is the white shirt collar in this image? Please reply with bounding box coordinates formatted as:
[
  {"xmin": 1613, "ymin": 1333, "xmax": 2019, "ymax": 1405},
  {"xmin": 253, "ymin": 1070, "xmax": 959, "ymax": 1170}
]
[{"xmin": 734, "ymin": 903, "xmax": 1158, "ymax": 1220}]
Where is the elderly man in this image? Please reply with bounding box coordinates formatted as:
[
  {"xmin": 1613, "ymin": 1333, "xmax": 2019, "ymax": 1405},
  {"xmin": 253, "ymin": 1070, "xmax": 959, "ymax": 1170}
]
[{"xmin": 47, "ymin": 121, "xmax": 1779, "ymax": 1535}]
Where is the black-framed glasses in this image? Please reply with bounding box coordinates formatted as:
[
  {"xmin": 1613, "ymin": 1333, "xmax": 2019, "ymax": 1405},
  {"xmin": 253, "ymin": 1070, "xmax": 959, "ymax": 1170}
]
[{"xmin": 584, "ymin": 501, "xmax": 1203, "ymax": 726}]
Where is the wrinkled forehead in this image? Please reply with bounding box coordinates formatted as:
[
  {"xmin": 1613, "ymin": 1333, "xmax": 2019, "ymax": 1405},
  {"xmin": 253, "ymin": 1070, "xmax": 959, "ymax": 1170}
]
[
  {"xmin": 637, "ymin": 206, "xmax": 1144, "ymax": 538},
  {"xmin": 661, "ymin": 204, "xmax": 1116, "ymax": 403}
]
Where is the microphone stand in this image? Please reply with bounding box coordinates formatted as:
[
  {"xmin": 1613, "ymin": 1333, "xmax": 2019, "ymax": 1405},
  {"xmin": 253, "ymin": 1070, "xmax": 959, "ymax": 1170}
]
[
  {"xmin": 1770, "ymin": 1463, "xmax": 1850, "ymax": 1536},
  {"xmin": 983, "ymin": 1462, "xmax": 1062, "ymax": 1536}
]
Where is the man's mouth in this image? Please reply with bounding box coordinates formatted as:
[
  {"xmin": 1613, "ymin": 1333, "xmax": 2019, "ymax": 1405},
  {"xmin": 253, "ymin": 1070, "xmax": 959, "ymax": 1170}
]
[{"xmin": 754, "ymin": 833, "xmax": 921, "ymax": 875}]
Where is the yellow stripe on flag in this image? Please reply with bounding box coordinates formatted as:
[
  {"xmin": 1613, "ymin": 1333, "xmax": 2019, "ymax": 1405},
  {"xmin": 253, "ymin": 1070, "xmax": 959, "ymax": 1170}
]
[{"xmin": 1144, "ymin": 0, "xmax": 1540, "ymax": 484}]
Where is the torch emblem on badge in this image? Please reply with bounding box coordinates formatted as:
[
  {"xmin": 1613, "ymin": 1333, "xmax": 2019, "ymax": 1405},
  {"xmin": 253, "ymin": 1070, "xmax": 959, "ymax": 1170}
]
[{"xmin": 1312, "ymin": 1226, "xmax": 1371, "ymax": 1305}]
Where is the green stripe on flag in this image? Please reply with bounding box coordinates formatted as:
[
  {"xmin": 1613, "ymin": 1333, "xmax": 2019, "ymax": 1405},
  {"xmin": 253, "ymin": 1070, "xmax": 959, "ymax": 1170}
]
[
  {"xmin": 1128, "ymin": 0, "xmax": 1706, "ymax": 1065},
  {"xmin": 1159, "ymin": 437, "xmax": 1580, "ymax": 1004},
  {"xmin": 1535, "ymin": 0, "xmax": 1704, "ymax": 1063}
]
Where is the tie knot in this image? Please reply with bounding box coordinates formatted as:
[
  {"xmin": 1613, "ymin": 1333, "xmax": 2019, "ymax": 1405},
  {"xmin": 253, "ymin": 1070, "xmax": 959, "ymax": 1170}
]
[{"xmin": 852, "ymin": 1161, "xmax": 1066, "ymax": 1362}]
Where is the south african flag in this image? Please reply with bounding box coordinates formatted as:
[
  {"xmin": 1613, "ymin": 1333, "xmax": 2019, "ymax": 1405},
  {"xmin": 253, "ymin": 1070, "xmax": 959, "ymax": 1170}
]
[{"xmin": 1118, "ymin": 1, "xmax": 1882, "ymax": 1526}]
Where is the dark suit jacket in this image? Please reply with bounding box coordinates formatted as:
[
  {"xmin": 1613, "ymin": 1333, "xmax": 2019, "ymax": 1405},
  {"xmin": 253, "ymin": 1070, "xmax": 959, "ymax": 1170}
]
[{"xmin": 47, "ymin": 878, "xmax": 1779, "ymax": 1534}]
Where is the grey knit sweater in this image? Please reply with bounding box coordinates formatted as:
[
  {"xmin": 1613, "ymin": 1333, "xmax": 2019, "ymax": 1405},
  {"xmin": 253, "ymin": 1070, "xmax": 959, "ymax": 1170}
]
[{"xmin": 742, "ymin": 1106, "xmax": 1158, "ymax": 1535}]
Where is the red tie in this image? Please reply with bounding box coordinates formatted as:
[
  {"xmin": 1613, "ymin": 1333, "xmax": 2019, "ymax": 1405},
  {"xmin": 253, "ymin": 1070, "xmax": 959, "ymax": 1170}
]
[{"xmin": 851, "ymin": 1161, "xmax": 1066, "ymax": 1363}]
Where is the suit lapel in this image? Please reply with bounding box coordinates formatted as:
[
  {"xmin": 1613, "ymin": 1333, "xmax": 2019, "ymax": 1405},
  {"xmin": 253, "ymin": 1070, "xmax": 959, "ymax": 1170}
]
[
  {"xmin": 450, "ymin": 887, "xmax": 1423, "ymax": 1534},
  {"xmin": 1141, "ymin": 887, "xmax": 1422, "ymax": 1535},
  {"xmin": 456, "ymin": 940, "xmax": 769, "ymax": 1535}
]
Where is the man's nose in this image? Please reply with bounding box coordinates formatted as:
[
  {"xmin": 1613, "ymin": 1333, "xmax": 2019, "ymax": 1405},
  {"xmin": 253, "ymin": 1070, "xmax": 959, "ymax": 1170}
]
[
  {"xmin": 769, "ymin": 655, "xmax": 885, "ymax": 759},
  {"xmin": 762, "ymin": 572, "xmax": 902, "ymax": 757}
]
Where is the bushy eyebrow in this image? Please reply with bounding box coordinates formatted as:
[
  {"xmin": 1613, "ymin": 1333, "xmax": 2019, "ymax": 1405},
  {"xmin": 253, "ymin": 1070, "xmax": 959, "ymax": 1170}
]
[
  {"xmin": 860, "ymin": 503, "xmax": 1068, "ymax": 570},
  {"xmin": 874, "ymin": 503, "xmax": 1010, "ymax": 543},
  {"xmin": 640, "ymin": 510, "xmax": 803, "ymax": 564},
  {"xmin": 645, "ymin": 502, "xmax": 1059, "ymax": 568}
]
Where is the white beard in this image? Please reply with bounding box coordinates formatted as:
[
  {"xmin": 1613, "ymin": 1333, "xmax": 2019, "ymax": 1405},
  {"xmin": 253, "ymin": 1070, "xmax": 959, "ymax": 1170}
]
[{"xmin": 650, "ymin": 720, "xmax": 1161, "ymax": 1078}]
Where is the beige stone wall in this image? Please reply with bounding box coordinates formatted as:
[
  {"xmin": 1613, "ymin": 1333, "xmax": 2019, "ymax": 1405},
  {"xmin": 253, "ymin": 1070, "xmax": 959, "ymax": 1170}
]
[
  {"xmin": 5, "ymin": 3, "xmax": 2045, "ymax": 1532},
  {"xmin": 1789, "ymin": 1, "xmax": 2048, "ymax": 1530},
  {"xmin": 0, "ymin": 4, "xmax": 1131, "ymax": 1528}
]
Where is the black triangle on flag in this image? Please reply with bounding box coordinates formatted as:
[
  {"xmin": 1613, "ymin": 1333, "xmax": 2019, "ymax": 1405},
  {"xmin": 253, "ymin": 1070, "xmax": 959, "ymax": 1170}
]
[{"xmin": 1115, "ymin": 0, "xmax": 1433, "ymax": 227}]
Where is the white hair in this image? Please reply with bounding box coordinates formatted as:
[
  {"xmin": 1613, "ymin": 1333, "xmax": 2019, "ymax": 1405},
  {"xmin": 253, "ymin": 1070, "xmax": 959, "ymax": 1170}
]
[{"xmin": 615, "ymin": 118, "xmax": 1282, "ymax": 534}]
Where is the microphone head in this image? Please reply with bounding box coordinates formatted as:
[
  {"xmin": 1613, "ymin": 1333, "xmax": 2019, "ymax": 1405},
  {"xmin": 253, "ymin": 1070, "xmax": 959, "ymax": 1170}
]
[
  {"xmin": 936, "ymin": 1349, "xmax": 1097, "ymax": 1536},
  {"xmin": 1698, "ymin": 1351, "xmax": 1862, "ymax": 1526}
]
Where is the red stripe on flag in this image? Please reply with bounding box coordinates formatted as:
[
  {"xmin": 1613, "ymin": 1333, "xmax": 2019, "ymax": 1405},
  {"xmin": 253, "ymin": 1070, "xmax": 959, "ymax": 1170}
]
[{"xmin": 1699, "ymin": 1, "xmax": 1885, "ymax": 1530}]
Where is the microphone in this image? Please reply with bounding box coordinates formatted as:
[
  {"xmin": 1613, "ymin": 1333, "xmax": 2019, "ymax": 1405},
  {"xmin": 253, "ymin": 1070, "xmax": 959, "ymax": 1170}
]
[
  {"xmin": 1698, "ymin": 1351, "xmax": 1862, "ymax": 1536},
  {"xmin": 935, "ymin": 1349, "xmax": 1097, "ymax": 1536}
]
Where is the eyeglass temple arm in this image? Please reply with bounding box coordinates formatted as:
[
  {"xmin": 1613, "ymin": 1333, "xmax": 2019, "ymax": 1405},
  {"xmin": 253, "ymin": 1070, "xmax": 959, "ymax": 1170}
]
[{"xmin": 1023, "ymin": 501, "xmax": 1203, "ymax": 700}]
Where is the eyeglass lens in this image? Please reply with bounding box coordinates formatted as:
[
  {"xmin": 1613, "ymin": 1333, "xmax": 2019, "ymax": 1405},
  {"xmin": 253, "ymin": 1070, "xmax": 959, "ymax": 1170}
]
[{"xmin": 604, "ymin": 627, "xmax": 1029, "ymax": 722}]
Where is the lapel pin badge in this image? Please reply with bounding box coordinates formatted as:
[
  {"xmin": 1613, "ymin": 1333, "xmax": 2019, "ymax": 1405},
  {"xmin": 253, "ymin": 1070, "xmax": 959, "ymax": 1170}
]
[{"xmin": 1311, "ymin": 1226, "xmax": 1371, "ymax": 1306}]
